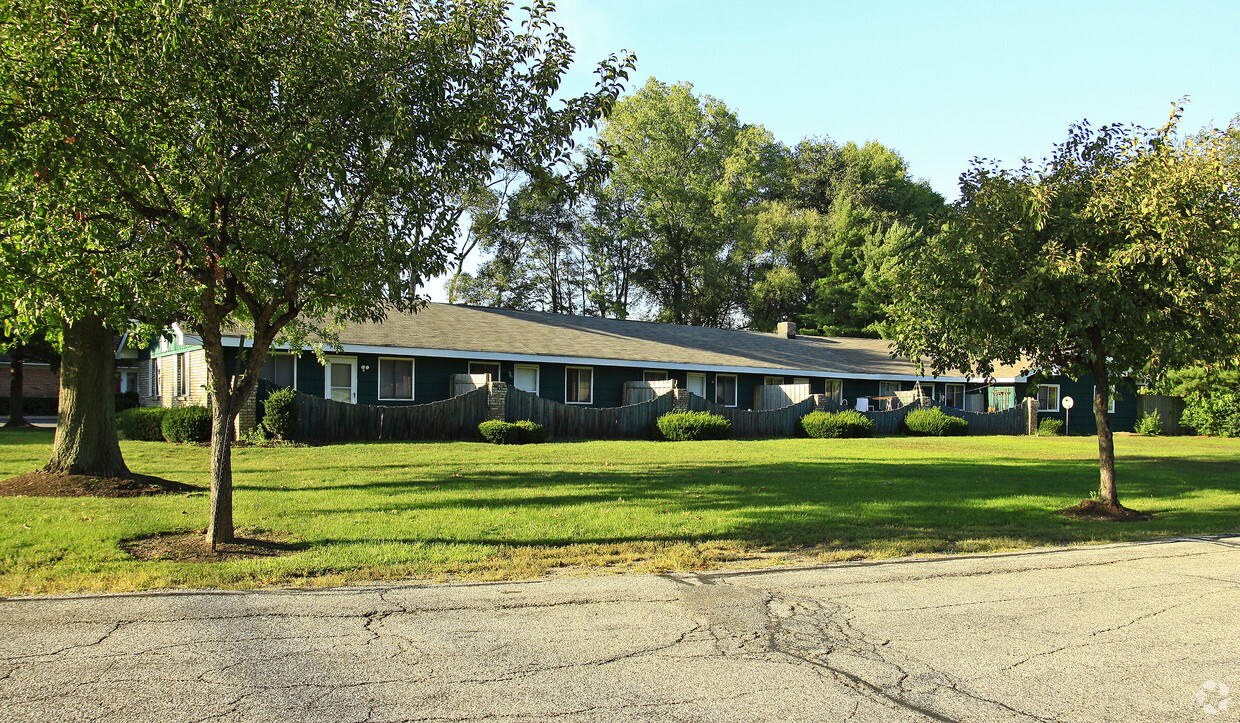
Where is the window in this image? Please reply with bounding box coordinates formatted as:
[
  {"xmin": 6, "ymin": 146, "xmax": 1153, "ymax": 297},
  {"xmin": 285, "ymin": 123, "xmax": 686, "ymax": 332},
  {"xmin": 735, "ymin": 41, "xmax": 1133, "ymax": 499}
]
[
  {"xmin": 793, "ymin": 377, "xmax": 810, "ymax": 385},
  {"xmin": 175, "ymin": 353, "xmax": 187, "ymax": 397},
  {"xmin": 878, "ymin": 381, "xmax": 900, "ymax": 397},
  {"xmin": 1093, "ymin": 385, "xmax": 1116, "ymax": 413},
  {"xmin": 823, "ymin": 379, "xmax": 843, "ymax": 404},
  {"xmin": 764, "ymin": 376, "xmax": 785, "ymax": 386},
  {"xmin": 514, "ymin": 364, "xmax": 539, "ymax": 394},
  {"xmin": 378, "ymin": 358, "xmax": 414, "ymax": 400},
  {"xmin": 715, "ymin": 374, "xmax": 738, "ymax": 407},
  {"xmin": 686, "ymin": 372, "xmax": 706, "ymax": 398},
  {"xmin": 150, "ymin": 358, "xmax": 161, "ymax": 397},
  {"xmin": 469, "ymin": 361, "xmax": 501, "ymax": 382},
  {"xmin": 989, "ymin": 386, "xmax": 1015, "ymax": 411},
  {"xmin": 643, "ymin": 370, "xmax": 668, "ymax": 382},
  {"xmin": 1037, "ymin": 384, "xmax": 1061, "ymax": 412},
  {"xmin": 260, "ymin": 354, "xmax": 297, "ymax": 389},
  {"xmin": 565, "ymin": 366, "xmax": 593, "ymax": 404},
  {"xmin": 942, "ymin": 383, "xmax": 965, "ymax": 409}
]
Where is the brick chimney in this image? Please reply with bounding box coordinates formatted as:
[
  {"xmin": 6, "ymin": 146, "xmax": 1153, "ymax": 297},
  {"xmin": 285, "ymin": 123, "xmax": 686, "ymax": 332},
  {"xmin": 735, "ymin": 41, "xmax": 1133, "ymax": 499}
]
[{"xmin": 777, "ymin": 321, "xmax": 797, "ymax": 339}]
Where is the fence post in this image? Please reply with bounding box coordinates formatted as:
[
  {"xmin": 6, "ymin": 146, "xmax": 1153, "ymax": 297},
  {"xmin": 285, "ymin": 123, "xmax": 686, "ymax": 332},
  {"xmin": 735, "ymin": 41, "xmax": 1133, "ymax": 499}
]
[
  {"xmin": 812, "ymin": 394, "xmax": 830, "ymax": 413},
  {"xmin": 486, "ymin": 381, "xmax": 509, "ymax": 421},
  {"xmin": 234, "ymin": 383, "xmax": 258, "ymax": 437},
  {"xmin": 1023, "ymin": 398, "xmax": 1037, "ymax": 435}
]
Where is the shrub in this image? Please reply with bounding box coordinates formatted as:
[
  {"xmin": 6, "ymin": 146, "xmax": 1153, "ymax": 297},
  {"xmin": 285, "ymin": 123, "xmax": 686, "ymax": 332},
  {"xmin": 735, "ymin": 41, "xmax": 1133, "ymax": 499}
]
[
  {"xmin": 1181, "ymin": 391, "xmax": 1240, "ymax": 437},
  {"xmin": 514, "ymin": 420, "xmax": 547, "ymax": 444},
  {"xmin": 1037, "ymin": 417, "xmax": 1065, "ymax": 437},
  {"xmin": 799, "ymin": 410, "xmax": 874, "ymax": 439},
  {"xmin": 161, "ymin": 405, "xmax": 212, "ymax": 443},
  {"xmin": 903, "ymin": 407, "xmax": 969, "ymax": 436},
  {"xmin": 115, "ymin": 391, "xmax": 140, "ymax": 411},
  {"xmin": 118, "ymin": 407, "xmax": 168, "ymax": 441},
  {"xmin": 261, "ymin": 387, "xmax": 300, "ymax": 440},
  {"xmin": 1134, "ymin": 410, "xmax": 1163, "ymax": 436},
  {"xmin": 478, "ymin": 420, "xmax": 522, "ymax": 444},
  {"xmin": 655, "ymin": 411, "xmax": 731, "ymax": 441}
]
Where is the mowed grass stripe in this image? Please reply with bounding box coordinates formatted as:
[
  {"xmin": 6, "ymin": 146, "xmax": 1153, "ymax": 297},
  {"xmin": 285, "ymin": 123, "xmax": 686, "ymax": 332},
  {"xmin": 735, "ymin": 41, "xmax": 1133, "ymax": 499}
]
[{"xmin": 2, "ymin": 429, "xmax": 1238, "ymax": 594}]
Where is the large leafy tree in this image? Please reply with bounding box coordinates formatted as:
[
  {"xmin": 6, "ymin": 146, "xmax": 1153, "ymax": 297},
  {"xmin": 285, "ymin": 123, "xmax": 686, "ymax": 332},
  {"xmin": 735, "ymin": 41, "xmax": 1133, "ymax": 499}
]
[
  {"xmin": 889, "ymin": 107, "xmax": 1240, "ymax": 511},
  {"xmin": 8, "ymin": 0, "xmax": 633, "ymax": 545},
  {"xmin": 599, "ymin": 78, "xmax": 778, "ymax": 327}
]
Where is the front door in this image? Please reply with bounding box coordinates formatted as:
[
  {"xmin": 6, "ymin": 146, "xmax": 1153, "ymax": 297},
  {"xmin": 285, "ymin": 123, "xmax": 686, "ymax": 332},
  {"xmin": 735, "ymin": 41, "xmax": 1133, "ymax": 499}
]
[
  {"xmin": 326, "ymin": 356, "xmax": 357, "ymax": 404},
  {"xmin": 687, "ymin": 372, "xmax": 706, "ymax": 398}
]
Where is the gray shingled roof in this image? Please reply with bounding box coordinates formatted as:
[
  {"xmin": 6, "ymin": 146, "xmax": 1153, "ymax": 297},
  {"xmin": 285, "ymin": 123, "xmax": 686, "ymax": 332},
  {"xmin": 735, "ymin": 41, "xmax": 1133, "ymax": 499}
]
[{"xmin": 238, "ymin": 303, "xmax": 1027, "ymax": 380}]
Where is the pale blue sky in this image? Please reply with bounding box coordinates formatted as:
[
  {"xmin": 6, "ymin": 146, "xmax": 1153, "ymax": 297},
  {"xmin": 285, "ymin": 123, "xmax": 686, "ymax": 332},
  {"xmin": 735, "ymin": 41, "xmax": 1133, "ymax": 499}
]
[
  {"xmin": 554, "ymin": 0, "xmax": 1239, "ymax": 199},
  {"xmin": 428, "ymin": 0, "xmax": 1238, "ymax": 301}
]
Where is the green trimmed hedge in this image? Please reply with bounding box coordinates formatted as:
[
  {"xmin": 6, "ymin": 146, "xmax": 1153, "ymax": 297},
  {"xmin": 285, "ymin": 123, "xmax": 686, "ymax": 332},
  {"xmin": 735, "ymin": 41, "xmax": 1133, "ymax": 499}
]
[
  {"xmin": 478, "ymin": 420, "xmax": 546, "ymax": 444},
  {"xmin": 800, "ymin": 410, "xmax": 874, "ymax": 439},
  {"xmin": 655, "ymin": 411, "xmax": 731, "ymax": 441},
  {"xmin": 118, "ymin": 407, "xmax": 168, "ymax": 441},
  {"xmin": 1037, "ymin": 417, "xmax": 1064, "ymax": 436},
  {"xmin": 161, "ymin": 405, "xmax": 212, "ymax": 443},
  {"xmin": 261, "ymin": 387, "xmax": 299, "ymax": 440},
  {"xmin": 903, "ymin": 407, "xmax": 969, "ymax": 436}
]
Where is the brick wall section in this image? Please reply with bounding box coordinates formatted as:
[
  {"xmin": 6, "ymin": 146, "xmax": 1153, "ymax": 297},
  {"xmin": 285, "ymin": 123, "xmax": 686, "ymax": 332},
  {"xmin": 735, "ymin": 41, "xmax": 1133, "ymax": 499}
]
[
  {"xmin": 673, "ymin": 388, "xmax": 691, "ymax": 411},
  {"xmin": 235, "ymin": 388, "xmax": 257, "ymax": 436},
  {"xmin": 486, "ymin": 381, "xmax": 508, "ymax": 421},
  {"xmin": 0, "ymin": 364, "xmax": 59, "ymax": 398},
  {"xmin": 812, "ymin": 394, "xmax": 831, "ymax": 413}
]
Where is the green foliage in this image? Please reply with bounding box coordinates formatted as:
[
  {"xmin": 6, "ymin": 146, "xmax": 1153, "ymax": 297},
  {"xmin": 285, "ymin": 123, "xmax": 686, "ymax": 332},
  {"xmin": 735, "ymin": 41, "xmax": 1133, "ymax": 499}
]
[
  {"xmin": 514, "ymin": 420, "xmax": 547, "ymax": 444},
  {"xmin": 478, "ymin": 421, "xmax": 522, "ymax": 445},
  {"xmin": 655, "ymin": 411, "xmax": 732, "ymax": 441},
  {"xmin": 261, "ymin": 388, "xmax": 300, "ymax": 441},
  {"xmin": 1134, "ymin": 410, "xmax": 1163, "ymax": 436},
  {"xmin": 1181, "ymin": 391, "xmax": 1240, "ymax": 438},
  {"xmin": 903, "ymin": 407, "xmax": 968, "ymax": 437},
  {"xmin": 800, "ymin": 410, "xmax": 875, "ymax": 439},
  {"xmin": 1037, "ymin": 418, "xmax": 1065, "ymax": 437},
  {"xmin": 117, "ymin": 407, "xmax": 168, "ymax": 442},
  {"xmin": 161, "ymin": 406, "xmax": 212, "ymax": 444},
  {"xmin": 0, "ymin": 397, "xmax": 58, "ymax": 416},
  {"xmin": 115, "ymin": 391, "xmax": 140, "ymax": 412}
]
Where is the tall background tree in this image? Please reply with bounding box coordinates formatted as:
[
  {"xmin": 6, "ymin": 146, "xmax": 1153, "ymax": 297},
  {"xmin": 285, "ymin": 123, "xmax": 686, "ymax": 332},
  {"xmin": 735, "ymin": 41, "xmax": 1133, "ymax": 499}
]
[
  {"xmin": 888, "ymin": 106, "xmax": 1240, "ymax": 513},
  {"xmin": 6, "ymin": 0, "xmax": 633, "ymax": 545}
]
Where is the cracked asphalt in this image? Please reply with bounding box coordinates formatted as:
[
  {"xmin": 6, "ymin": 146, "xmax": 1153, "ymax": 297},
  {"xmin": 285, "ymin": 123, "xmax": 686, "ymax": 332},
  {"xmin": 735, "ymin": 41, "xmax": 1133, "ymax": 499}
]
[{"xmin": 2, "ymin": 536, "xmax": 1238, "ymax": 722}]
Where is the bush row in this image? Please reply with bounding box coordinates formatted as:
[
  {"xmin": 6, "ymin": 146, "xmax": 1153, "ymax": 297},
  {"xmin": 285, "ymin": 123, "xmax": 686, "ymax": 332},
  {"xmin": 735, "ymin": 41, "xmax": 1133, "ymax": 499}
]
[
  {"xmin": 118, "ymin": 405, "xmax": 213, "ymax": 443},
  {"xmin": 478, "ymin": 420, "xmax": 547, "ymax": 444}
]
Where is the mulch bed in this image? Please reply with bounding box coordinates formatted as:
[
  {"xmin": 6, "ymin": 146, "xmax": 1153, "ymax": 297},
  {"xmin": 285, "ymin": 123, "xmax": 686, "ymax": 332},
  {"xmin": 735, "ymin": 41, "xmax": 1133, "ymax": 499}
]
[
  {"xmin": 0, "ymin": 471, "xmax": 204, "ymax": 498},
  {"xmin": 1056, "ymin": 499, "xmax": 1152, "ymax": 521},
  {"xmin": 122, "ymin": 529, "xmax": 304, "ymax": 563}
]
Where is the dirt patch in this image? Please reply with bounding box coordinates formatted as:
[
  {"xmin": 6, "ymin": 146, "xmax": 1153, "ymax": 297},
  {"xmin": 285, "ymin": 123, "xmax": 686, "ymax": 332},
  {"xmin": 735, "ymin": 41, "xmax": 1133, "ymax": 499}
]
[
  {"xmin": 122, "ymin": 528, "xmax": 304, "ymax": 563},
  {"xmin": 1056, "ymin": 499, "xmax": 1152, "ymax": 521},
  {"xmin": 0, "ymin": 471, "xmax": 203, "ymax": 498}
]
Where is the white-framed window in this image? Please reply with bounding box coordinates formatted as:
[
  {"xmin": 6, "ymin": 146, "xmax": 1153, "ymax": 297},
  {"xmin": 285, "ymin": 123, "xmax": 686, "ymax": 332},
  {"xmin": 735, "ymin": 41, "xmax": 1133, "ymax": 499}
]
[
  {"xmin": 942, "ymin": 383, "xmax": 965, "ymax": 409},
  {"xmin": 469, "ymin": 361, "xmax": 501, "ymax": 382},
  {"xmin": 260, "ymin": 353, "xmax": 297, "ymax": 389},
  {"xmin": 565, "ymin": 366, "xmax": 593, "ymax": 404},
  {"xmin": 1093, "ymin": 385, "xmax": 1116, "ymax": 413},
  {"xmin": 150, "ymin": 358, "xmax": 161, "ymax": 397},
  {"xmin": 118, "ymin": 371, "xmax": 139, "ymax": 394},
  {"xmin": 686, "ymin": 372, "xmax": 706, "ymax": 398},
  {"xmin": 643, "ymin": 370, "xmax": 668, "ymax": 382},
  {"xmin": 378, "ymin": 357, "xmax": 414, "ymax": 401},
  {"xmin": 878, "ymin": 381, "xmax": 900, "ymax": 397},
  {"xmin": 823, "ymin": 379, "xmax": 843, "ymax": 404},
  {"xmin": 514, "ymin": 364, "xmax": 539, "ymax": 394},
  {"xmin": 1037, "ymin": 384, "xmax": 1061, "ymax": 412},
  {"xmin": 715, "ymin": 374, "xmax": 738, "ymax": 407},
  {"xmin": 764, "ymin": 375, "xmax": 785, "ymax": 386},
  {"xmin": 174, "ymin": 353, "xmax": 187, "ymax": 397},
  {"xmin": 793, "ymin": 377, "xmax": 809, "ymax": 385}
]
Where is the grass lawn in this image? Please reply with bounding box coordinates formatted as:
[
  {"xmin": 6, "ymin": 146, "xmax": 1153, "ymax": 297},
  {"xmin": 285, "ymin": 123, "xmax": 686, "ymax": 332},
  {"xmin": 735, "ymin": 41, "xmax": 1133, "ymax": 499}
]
[{"xmin": 2, "ymin": 428, "xmax": 1239, "ymax": 595}]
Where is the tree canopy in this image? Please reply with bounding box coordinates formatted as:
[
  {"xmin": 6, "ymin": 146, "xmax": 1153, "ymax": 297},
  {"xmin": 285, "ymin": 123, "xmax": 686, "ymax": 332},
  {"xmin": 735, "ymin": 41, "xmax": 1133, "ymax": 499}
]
[{"xmin": 888, "ymin": 106, "xmax": 1240, "ymax": 509}]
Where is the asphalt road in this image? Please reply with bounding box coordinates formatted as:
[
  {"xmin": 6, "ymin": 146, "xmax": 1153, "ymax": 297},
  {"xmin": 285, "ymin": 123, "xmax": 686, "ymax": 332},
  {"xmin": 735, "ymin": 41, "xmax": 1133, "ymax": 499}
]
[{"xmin": 2, "ymin": 536, "xmax": 1238, "ymax": 722}]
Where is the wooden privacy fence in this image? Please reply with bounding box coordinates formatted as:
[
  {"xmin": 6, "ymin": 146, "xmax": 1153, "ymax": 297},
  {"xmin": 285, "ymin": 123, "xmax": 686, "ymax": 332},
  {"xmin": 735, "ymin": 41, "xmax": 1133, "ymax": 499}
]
[
  {"xmin": 1141, "ymin": 394, "xmax": 1186, "ymax": 435},
  {"xmin": 753, "ymin": 383, "xmax": 811, "ymax": 411},
  {"xmin": 862, "ymin": 399, "xmax": 1035, "ymax": 436},
  {"xmin": 507, "ymin": 386, "xmax": 675, "ymax": 440},
  {"xmin": 687, "ymin": 393, "xmax": 820, "ymax": 438},
  {"xmin": 622, "ymin": 379, "xmax": 677, "ymax": 406},
  {"xmin": 295, "ymin": 387, "xmax": 489, "ymax": 443}
]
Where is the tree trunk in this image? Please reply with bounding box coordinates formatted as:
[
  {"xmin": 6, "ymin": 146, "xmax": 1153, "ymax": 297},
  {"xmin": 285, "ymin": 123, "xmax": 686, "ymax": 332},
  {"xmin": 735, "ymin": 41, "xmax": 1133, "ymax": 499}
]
[
  {"xmin": 1090, "ymin": 334, "xmax": 1119, "ymax": 509},
  {"xmin": 205, "ymin": 399, "xmax": 235, "ymax": 547},
  {"xmin": 45, "ymin": 316, "xmax": 129, "ymax": 478},
  {"xmin": 5, "ymin": 343, "xmax": 27, "ymax": 428}
]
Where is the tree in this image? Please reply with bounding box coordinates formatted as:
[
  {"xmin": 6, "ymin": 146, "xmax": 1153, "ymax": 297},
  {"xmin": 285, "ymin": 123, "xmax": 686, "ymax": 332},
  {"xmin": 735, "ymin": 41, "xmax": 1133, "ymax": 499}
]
[
  {"xmin": 599, "ymin": 79, "xmax": 777, "ymax": 327},
  {"xmin": 888, "ymin": 106, "xmax": 1240, "ymax": 511},
  {"xmin": 1, "ymin": 328, "xmax": 60, "ymax": 428},
  {"xmin": 10, "ymin": 0, "xmax": 633, "ymax": 545}
]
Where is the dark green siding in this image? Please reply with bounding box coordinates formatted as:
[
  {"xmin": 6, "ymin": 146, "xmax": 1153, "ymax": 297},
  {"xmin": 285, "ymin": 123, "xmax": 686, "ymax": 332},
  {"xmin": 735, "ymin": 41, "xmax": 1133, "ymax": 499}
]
[{"xmin": 1020, "ymin": 373, "xmax": 1139, "ymax": 434}]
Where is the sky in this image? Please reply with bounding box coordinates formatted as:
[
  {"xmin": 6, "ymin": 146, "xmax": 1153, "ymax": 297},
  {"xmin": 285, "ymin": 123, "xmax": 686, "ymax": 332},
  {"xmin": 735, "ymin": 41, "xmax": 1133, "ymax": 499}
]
[{"xmin": 426, "ymin": 0, "xmax": 1239, "ymax": 301}]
